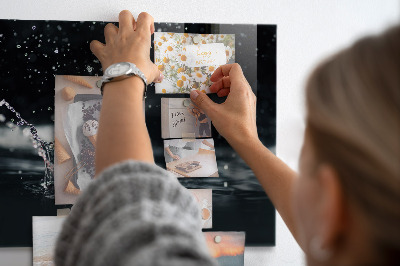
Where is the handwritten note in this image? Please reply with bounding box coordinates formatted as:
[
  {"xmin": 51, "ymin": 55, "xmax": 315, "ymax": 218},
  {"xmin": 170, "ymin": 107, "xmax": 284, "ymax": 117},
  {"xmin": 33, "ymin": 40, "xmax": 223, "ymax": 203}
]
[
  {"xmin": 161, "ymin": 98, "xmax": 212, "ymax": 139},
  {"xmin": 171, "ymin": 111, "xmax": 186, "ymax": 128},
  {"xmin": 184, "ymin": 43, "xmax": 226, "ymax": 67}
]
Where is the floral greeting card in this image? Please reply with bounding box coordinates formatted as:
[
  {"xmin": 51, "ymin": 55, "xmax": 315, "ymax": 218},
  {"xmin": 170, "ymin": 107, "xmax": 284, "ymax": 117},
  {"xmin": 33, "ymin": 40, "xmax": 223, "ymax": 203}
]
[{"xmin": 154, "ymin": 32, "xmax": 235, "ymax": 94}]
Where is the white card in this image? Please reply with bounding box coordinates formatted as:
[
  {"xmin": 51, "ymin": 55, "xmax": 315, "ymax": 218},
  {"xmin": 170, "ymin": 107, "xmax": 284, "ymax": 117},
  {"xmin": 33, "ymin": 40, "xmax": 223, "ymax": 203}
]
[{"xmin": 184, "ymin": 43, "xmax": 226, "ymax": 67}]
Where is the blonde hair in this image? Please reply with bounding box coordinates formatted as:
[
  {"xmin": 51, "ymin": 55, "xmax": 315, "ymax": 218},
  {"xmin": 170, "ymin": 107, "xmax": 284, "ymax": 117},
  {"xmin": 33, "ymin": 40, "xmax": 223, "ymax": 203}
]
[{"xmin": 305, "ymin": 25, "xmax": 400, "ymax": 263}]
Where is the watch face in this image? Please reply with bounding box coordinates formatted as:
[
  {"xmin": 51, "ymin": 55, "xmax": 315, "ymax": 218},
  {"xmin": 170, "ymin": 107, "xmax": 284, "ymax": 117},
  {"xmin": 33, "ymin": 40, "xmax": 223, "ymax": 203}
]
[{"xmin": 106, "ymin": 62, "xmax": 131, "ymax": 77}]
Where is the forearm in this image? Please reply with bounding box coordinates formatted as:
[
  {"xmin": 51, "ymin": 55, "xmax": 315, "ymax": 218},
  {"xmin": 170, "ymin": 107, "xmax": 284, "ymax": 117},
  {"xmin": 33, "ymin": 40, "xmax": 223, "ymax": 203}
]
[
  {"xmin": 165, "ymin": 147, "xmax": 174, "ymax": 157},
  {"xmin": 95, "ymin": 77, "xmax": 153, "ymax": 175},
  {"xmin": 229, "ymin": 137, "xmax": 299, "ymax": 241}
]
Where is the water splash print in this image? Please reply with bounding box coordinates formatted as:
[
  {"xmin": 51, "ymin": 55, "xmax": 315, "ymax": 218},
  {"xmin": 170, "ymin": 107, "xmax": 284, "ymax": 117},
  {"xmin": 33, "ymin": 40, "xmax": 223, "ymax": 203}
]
[{"xmin": 0, "ymin": 99, "xmax": 54, "ymax": 192}]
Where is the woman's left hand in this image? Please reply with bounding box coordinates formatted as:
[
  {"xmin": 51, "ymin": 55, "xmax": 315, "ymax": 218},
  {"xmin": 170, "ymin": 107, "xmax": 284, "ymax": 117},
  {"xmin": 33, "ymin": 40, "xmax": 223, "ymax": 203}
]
[{"xmin": 90, "ymin": 10, "xmax": 163, "ymax": 83}]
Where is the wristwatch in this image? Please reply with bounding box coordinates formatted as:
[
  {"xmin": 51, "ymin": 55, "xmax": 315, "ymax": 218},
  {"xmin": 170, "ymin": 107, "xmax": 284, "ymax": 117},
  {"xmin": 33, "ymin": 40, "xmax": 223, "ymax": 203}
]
[{"xmin": 97, "ymin": 62, "xmax": 148, "ymax": 98}]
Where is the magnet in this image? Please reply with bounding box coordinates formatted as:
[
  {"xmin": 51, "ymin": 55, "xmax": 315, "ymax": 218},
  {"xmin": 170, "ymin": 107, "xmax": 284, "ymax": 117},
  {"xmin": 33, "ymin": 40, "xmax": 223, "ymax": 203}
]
[
  {"xmin": 183, "ymin": 99, "xmax": 192, "ymax": 107},
  {"xmin": 193, "ymin": 35, "xmax": 201, "ymax": 44}
]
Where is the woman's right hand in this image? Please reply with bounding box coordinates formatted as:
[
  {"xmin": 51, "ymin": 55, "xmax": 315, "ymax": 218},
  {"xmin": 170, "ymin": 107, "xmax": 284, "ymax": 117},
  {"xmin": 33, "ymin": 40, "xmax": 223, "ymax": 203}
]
[
  {"xmin": 189, "ymin": 63, "xmax": 258, "ymax": 147},
  {"xmin": 90, "ymin": 10, "xmax": 163, "ymax": 84}
]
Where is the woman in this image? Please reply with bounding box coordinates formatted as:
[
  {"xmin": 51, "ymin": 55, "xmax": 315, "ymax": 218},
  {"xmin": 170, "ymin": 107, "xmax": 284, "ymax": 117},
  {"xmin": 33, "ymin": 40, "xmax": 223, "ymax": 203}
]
[
  {"xmin": 55, "ymin": 10, "xmax": 400, "ymax": 266},
  {"xmin": 187, "ymin": 106, "xmax": 211, "ymax": 137}
]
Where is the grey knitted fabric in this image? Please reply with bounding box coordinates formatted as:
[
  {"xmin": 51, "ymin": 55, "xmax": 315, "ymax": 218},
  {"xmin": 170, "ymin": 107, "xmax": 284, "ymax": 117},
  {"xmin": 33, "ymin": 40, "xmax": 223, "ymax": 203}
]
[{"xmin": 54, "ymin": 160, "xmax": 217, "ymax": 266}]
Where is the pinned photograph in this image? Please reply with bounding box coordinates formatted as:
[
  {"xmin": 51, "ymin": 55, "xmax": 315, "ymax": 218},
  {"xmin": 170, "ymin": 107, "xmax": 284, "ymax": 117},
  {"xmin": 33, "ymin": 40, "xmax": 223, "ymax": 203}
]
[
  {"xmin": 163, "ymin": 138, "xmax": 218, "ymax": 177},
  {"xmin": 189, "ymin": 189, "xmax": 212, "ymax": 228},
  {"xmin": 204, "ymin": 231, "xmax": 246, "ymax": 266},
  {"xmin": 33, "ymin": 216, "xmax": 66, "ymax": 266},
  {"xmin": 54, "ymin": 75, "xmax": 102, "ymax": 205},
  {"xmin": 161, "ymin": 98, "xmax": 212, "ymax": 139},
  {"xmin": 154, "ymin": 32, "xmax": 235, "ymax": 94}
]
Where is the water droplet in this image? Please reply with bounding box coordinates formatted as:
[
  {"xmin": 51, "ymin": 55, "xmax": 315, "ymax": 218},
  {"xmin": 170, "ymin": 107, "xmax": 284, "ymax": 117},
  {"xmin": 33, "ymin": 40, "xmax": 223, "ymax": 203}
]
[
  {"xmin": 16, "ymin": 44, "xmax": 21, "ymax": 48},
  {"xmin": 32, "ymin": 110, "xmax": 35, "ymax": 113},
  {"xmin": 23, "ymin": 127, "xmax": 30, "ymax": 136},
  {"xmin": 54, "ymin": 49, "xmax": 58, "ymax": 53},
  {"xmin": 48, "ymin": 107, "xmax": 52, "ymax": 110},
  {"xmin": 18, "ymin": 170, "xmax": 22, "ymax": 174},
  {"xmin": 6, "ymin": 121, "xmax": 14, "ymax": 128},
  {"xmin": 223, "ymin": 164, "xmax": 229, "ymax": 170},
  {"xmin": 32, "ymin": 25, "xmax": 36, "ymax": 30}
]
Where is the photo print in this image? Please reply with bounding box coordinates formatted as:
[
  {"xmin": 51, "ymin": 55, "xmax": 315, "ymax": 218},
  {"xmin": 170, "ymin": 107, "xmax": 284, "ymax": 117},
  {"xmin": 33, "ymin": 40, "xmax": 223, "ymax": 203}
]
[
  {"xmin": 163, "ymin": 138, "xmax": 218, "ymax": 177},
  {"xmin": 161, "ymin": 98, "xmax": 212, "ymax": 139},
  {"xmin": 54, "ymin": 75, "xmax": 102, "ymax": 204},
  {"xmin": 188, "ymin": 189, "xmax": 212, "ymax": 228},
  {"xmin": 33, "ymin": 216, "xmax": 66, "ymax": 266},
  {"xmin": 204, "ymin": 232, "xmax": 246, "ymax": 266},
  {"xmin": 154, "ymin": 32, "xmax": 235, "ymax": 94}
]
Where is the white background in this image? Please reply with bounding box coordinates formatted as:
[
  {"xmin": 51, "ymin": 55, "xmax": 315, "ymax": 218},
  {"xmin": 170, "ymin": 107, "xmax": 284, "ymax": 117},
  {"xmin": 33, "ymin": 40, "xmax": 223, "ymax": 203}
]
[{"xmin": 0, "ymin": 1, "xmax": 398, "ymax": 265}]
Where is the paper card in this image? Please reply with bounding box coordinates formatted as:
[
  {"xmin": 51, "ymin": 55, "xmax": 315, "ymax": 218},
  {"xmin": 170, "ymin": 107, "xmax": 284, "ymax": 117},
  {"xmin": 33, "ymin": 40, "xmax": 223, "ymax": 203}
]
[
  {"xmin": 185, "ymin": 43, "xmax": 226, "ymax": 67},
  {"xmin": 54, "ymin": 75, "xmax": 102, "ymax": 205},
  {"xmin": 33, "ymin": 216, "xmax": 66, "ymax": 266},
  {"xmin": 203, "ymin": 232, "xmax": 246, "ymax": 266},
  {"xmin": 56, "ymin": 208, "xmax": 71, "ymax": 216},
  {"xmin": 154, "ymin": 32, "xmax": 235, "ymax": 94},
  {"xmin": 189, "ymin": 189, "xmax": 212, "ymax": 228},
  {"xmin": 161, "ymin": 98, "xmax": 212, "ymax": 139},
  {"xmin": 163, "ymin": 138, "xmax": 218, "ymax": 177}
]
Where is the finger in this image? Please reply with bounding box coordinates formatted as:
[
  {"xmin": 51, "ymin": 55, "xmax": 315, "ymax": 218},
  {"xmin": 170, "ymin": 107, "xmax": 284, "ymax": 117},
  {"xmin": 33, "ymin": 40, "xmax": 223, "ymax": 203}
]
[
  {"xmin": 136, "ymin": 12, "xmax": 154, "ymax": 36},
  {"xmin": 118, "ymin": 10, "xmax": 134, "ymax": 35},
  {"xmin": 217, "ymin": 88, "xmax": 230, "ymax": 97},
  {"xmin": 210, "ymin": 63, "xmax": 243, "ymax": 83},
  {"xmin": 90, "ymin": 40, "xmax": 105, "ymax": 59},
  {"xmin": 190, "ymin": 90, "xmax": 217, "ymax": 119},
  {"xmin": 209, "ymin": 76, "xmax": 231, "ymax": 93},
  {"xmin": 104, "ymin": 23, "xmax": 118, "ymax": 44}
]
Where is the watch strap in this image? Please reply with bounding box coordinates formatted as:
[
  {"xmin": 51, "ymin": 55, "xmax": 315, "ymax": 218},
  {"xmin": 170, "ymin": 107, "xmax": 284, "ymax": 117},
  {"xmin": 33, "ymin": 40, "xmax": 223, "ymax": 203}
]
[{"xmin": 99, "ymin": 62, "xmax": 148, "ymax": 98}]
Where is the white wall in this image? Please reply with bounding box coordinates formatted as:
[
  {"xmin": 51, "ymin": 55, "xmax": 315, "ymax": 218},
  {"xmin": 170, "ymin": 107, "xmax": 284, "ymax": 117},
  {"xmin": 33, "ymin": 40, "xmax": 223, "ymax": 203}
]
[{"xmin": 0, "ymin": 1, "xmax": 398, "ymax": 265}]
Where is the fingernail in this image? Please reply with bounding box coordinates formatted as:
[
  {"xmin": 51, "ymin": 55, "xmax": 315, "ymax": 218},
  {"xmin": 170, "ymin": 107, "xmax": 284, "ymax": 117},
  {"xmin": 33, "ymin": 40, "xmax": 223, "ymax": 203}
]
[
  {"xmin": 190, "ymin": 90, "xmax": 199, "ymax": 100},
  {"xmin": 154, "ymin": 72, "xmax": 164, "ymax": 83}
]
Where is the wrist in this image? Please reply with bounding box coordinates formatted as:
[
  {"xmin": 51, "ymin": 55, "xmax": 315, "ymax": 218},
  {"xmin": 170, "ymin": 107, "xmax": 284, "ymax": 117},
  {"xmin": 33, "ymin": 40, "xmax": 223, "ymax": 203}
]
[
  {"xmin": 228, "ymin": 131, "xmax": 262, "ymax": 151},
  {"xmin": 102, "ymin": 76, "xmax": 145, "ymax": 98}
]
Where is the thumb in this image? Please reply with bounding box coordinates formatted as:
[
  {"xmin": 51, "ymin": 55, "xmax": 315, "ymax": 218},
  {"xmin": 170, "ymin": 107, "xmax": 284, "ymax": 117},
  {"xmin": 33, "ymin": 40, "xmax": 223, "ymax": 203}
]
[
  {"xmin": 190, "ymin": 90, "xmax": 216, "ymax": 117},
  {"xmin": 149, "ymin": 63, "xmax": 164, "ymax": 83}
]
